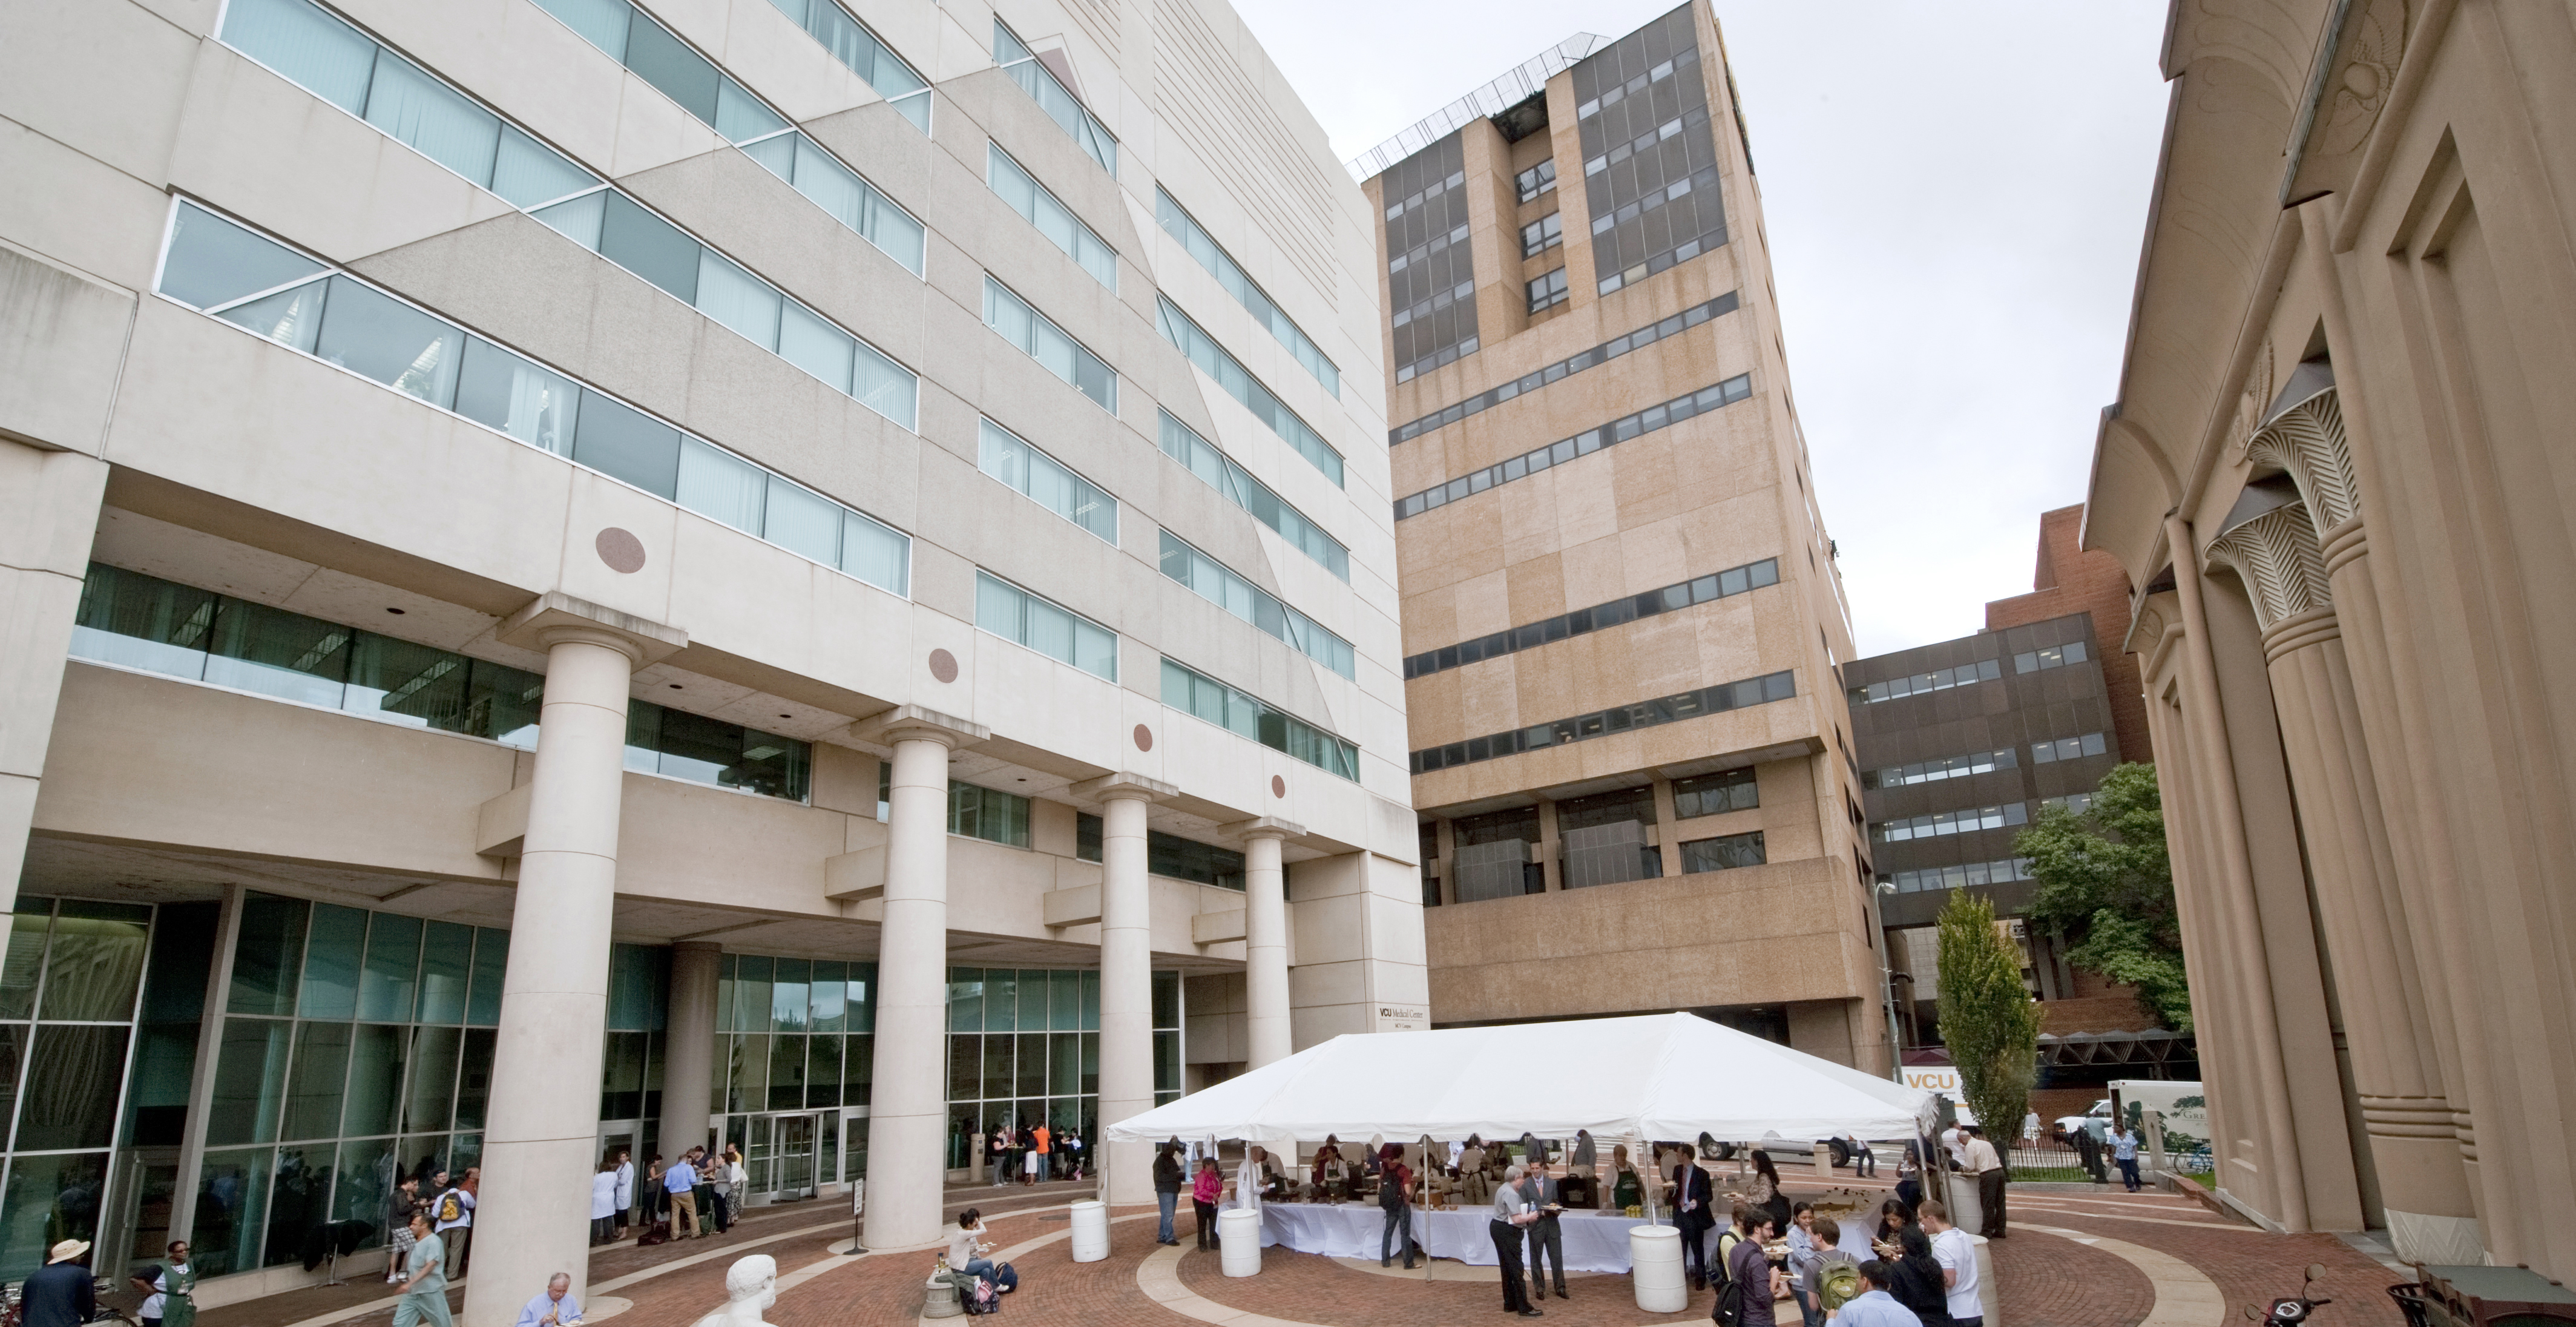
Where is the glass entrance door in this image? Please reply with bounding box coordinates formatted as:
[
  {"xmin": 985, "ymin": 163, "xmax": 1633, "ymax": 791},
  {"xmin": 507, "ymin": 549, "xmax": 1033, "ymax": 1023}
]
[{"xmin": 736, "ymin": 1112, "xmax": 821, "ymax": 1205}]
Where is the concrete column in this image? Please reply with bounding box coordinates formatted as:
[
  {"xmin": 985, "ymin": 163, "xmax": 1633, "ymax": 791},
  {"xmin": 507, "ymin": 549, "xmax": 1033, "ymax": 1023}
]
[
  {"xmin": 1240, "ymin": 826, "xmax": 1293, "ymax": 1069},
  {"xmin": 467, "ymin": 596, "xmax": 682, "ymax": 1327},
  {"xmin": 662, "ymin": 942, "xmax": 723, "ymax": 1155},
  {"xmin": 1088, "ymin": 781, "xmax": 1159, "ymax": 1205},
  {"xmin": 0, "ymin": 443, "xmax": 108, "ymax": 941},
  {"xmin": 856, "ymin": 706, "xmax": 985, "ymax": 1250}
]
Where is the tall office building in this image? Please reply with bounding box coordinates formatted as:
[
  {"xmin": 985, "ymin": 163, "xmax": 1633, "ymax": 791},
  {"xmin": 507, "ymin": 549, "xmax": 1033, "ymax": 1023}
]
[
  {"xmin": 1362, "ymin": 2, "xmax": 1884, "ymax": 1070},
  {"xmin": 0, "ymin": 0, "xmax": 1421, "ymax": 1311}
]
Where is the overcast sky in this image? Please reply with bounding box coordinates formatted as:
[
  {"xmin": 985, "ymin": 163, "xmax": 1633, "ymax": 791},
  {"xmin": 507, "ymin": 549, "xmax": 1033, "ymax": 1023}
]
[{"xmin": 1229, "ymin": 0, "xmax": 2174, "ymax": 656}]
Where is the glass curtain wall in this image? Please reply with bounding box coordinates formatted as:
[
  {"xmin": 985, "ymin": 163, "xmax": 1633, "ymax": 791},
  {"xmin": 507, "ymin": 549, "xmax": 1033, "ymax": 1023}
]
[
  {"xmin": 941, "ymin": 969, "xmax": 1182, "ymax": 1169},
  {"xmin": 195, "ymin": 894, "xmax": 507, "ymax": 1277},
  {"xmin": 712, "ymin": 956, "xmax": 876, "ymax": 1191},
  {"xmin": 0, "ymin": 898, "xmax": 168, "ymax": 1279},
  {"xmin": 597, "ymin": 943, "xmax": 671, "ymax": 1139}
]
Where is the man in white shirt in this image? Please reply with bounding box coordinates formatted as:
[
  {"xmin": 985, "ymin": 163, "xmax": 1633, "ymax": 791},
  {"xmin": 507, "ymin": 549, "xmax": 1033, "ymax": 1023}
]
[
  {"xmin": 1920, "ymin": 1200, "xmax": 1982, "ymax": 1327},
  {"xmin": 1960, "ymin": 1127, "xmax": 2006, "ymax": 1237},
  {"xmin": 1938, "ymin": 1122, "xmax": 1967, "ymax": 1171}
]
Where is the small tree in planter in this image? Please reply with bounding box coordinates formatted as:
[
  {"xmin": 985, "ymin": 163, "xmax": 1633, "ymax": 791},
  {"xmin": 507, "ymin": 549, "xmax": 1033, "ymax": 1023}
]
[{"xmin": 1936, "ymin": 889, "xmax": 2043, "ymax": 1145}]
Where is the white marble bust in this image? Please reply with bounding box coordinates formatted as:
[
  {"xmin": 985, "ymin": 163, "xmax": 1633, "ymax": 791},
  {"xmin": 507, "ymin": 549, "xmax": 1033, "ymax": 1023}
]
[{"xmin": 691, "ymin": 1255, "xmax": 778, "ymax": 1327}]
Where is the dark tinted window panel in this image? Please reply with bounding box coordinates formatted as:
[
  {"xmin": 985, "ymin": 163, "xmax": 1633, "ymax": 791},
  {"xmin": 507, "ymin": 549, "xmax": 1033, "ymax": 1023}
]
[
  {"xmin": 1569, "ymin": 3, "xmax": 1727, "ymax": 295},
  {"xmin": 1382, "ymin": 131, "xmax": 1479, "ymax": 383}
]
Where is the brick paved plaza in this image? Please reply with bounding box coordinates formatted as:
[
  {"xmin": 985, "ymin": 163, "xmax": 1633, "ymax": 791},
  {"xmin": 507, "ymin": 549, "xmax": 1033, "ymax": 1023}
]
[{"xmin": 164, "ymin": 1172, "xmax": 2411, "ymax": 1327}]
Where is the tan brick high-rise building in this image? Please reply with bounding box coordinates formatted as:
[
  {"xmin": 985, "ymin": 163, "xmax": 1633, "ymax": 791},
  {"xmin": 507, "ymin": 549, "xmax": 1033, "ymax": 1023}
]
[{"xmin": 1358, "ymin": 1, "xmax": 1885, "ymax": 1072}]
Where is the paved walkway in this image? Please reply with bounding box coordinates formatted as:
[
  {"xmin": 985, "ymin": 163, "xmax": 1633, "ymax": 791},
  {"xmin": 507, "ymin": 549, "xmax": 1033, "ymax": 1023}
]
[{"xmin": 166, "ymin": 1171, "xmax": 2413, "ymax": 1327}]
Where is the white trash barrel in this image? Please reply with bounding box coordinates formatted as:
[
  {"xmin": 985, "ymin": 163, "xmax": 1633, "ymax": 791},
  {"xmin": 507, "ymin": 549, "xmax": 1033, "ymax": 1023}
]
[
  {"xmin": 1630, "ymin": 1224, "xmax": 1686, "ymax": 1312},
  {"xmin": 1219, "ymin": 1207, "xmax": 1263, "ymax": 1277},
  {"xmin": 1069, "ymin": 1199, "xmax": 1110, "ymax": 1262}
]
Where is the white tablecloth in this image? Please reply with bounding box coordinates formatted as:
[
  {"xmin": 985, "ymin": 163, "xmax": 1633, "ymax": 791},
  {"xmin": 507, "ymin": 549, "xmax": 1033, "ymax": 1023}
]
[{"xmin": 1258, "ymin": 1204, "xmax": 1649, "ymax": 1273}]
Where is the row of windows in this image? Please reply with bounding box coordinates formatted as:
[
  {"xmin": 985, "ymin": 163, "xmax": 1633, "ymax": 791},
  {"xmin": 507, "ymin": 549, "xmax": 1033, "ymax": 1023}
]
[
  {"xmin": 2043, "ymin": 792, "xmax": 2096, "ymax": 815},
  {"xmin": 1863, "ymin": 746, "xmax": 2014, "ymax": 790},
  {"xmin": 1389, "ymin": 292, "xmax": 1739, "ymax": 444},
  {"xmin": 1160, "ymin": 659, "xmax": 1360, "ymax": 780},
  {"xmin": 531, "ymin": 186, "xmax": 918, "ymax": 422},
  {"xmin": 1673, "ymin": 766, "xmax": 1761, "ymax": 818},
  {"xmin": 1395, "ymin": 328, "xmax": 1481, "ymax": 385},
  {"xmin": 1148, "ymin": 833, "xmax": 1249, "ymax": 891},
  {"xmin": 1395, "ymin": 374, "xmax": 1753, "ymax": 520},
  {"xmin": 1403, "ymin": 556, "xmax": 1779, "ymax": 680},
  {"xmin": 761, "ymin": 0, "xmax": 930, "ymax": 131},
  {"xmin": 1592, "ymin": 168, "xmax": 1725, "ymax": 297},
  {"xmin": 1154, "ymin": 188, "xmax": 1339, "ymax": 397},
  {"xmin": 975, "ymin": 571, "xmax": 1118, "ymax": 680},
  {"xmin": 221, "ymin": 0, "xmax": 594, "ymax": 209},
  {"xmin": 71, "ymin": 564, "xmax": 815, "ymax": 800},
  {"xmin": 1157, "ymin": 531, "xmax": 1356, "ymax": 679},
  {"xmin": 159, "ymin": 205, "xmax": 916, "ymax": 596},
  {"xmin": 717, "ymin": 953, "xmax": 872, "ymax": 1035},
  {"xmin": 978, "ymin": 418, "xmax": 1117, "ymax": 543},
  {"xmin": 1584, "ymin": 107, "xmax": 1707, "ymax": 194},
  {"xmin": 1847, "ymin": 657, "xmax": 2003, "ymax": 706},
  {"xmin": 2017, "ymin": 640, "xmax": 2092, "ymax": 673},
  {"xmin": 1410, "ymin": 669, "xmax": 1796, "ymax": 774},
  {"xmin": 231, "ymin": 0, "xmax": 933, "ymax": 398},
  {"xmin": 1873, "ymin": 802, "xmax": 2029, "ymax": 844},
  {"xmin": 1383, "ymin": 163, "xmax": 1467, "ymax": 221},
  {"xmin": 1521, "ymin": 212, "xmax": 1563, "ymax": 258},
  {"xmin": 2034, "ymin": 732, "xmax": 2110, "ymax": 764},
  {"xmin": 1679, "ymin": 831, "xmax": 1766, "ymax": 874},
  {"xmin": 987, "ymin": 143, "xmax": 1117, "ymax": 289},
  {"xmin": 1388, "ymin": 268, "xmax": 1471, "ymax": 324},
  {"xmin": 1516, "ymin": 159, "xmax": 1559, "ymax": 203},
  {"xmin": 1885, "ymin": 857, "xmax": 2036, "ymax": 895},
  {"xmin": 530, "ymin": 0, "xmax": 925, "ymax": 275},
  {"xmin": 985, "ymin": 276, "xmax": 1117, "ymax": 412},
  {"xmin": 1157, "ymin": 410, "xmax": 1350, "ymax": 581},
  {"xmin": 1155, "ymin": 298, "xmax": 1343, "ymax": 487},
  {"xmin": 994, "ymin": 19, "xmax": 1116, "ymax": 174},
  {"xmin": 1526, "ymin": 267, "xmax": 1569, "ymax": 313}
]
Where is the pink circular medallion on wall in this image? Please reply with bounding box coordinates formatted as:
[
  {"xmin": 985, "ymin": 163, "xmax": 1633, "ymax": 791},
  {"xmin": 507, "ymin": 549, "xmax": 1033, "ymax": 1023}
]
[
  {"xmin": 594, "ymin": 527, "xmax": 646, "ymax": 574},
  {"xmin": 928, "ymin": 648, "xmax": 959, "ymax": 683},
  {"xmin": 1133, "ymin": 724, "xmax": 1154, "ymax": 752},
  {"xmin": 1272, "ymin": 775, "xmax": 1286, "ymax": 798}
]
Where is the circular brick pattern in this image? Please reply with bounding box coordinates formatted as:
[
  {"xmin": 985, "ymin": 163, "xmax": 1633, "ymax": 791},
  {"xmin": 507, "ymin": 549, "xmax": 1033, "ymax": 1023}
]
[
  {"xmin": 1134, "ymin": 724, "xmax": 1154, "ymax": 752},
  {"xmin": 1272, "ymin": 774, "xmax": 1287, "ymax": 798},
  {"xmin": 594, "ymin": 527, "xmax": 646, "ymax": 574},
  {"xmin": 928, "ymin": 648, "xmax": 959, "ymax": 683}
]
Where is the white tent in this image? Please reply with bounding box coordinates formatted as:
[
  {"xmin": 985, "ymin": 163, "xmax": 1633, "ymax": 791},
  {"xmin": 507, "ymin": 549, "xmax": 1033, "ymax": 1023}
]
[{"xmin": 1103, "ymin": 1011, "xmax": 1936, "ymax": 1146}]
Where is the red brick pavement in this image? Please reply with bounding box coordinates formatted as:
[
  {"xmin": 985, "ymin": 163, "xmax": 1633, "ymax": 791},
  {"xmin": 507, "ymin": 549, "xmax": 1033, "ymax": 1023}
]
[{"xmin": 217, "ymin": 1179, "xmax": 2416, "ymax": 1327}]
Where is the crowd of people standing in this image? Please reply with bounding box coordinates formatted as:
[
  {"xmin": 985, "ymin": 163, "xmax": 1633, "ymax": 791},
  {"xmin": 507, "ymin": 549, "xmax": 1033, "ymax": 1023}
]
[
  {"xmin": 982, "ymin": 1120, "xmax": 1087, "ymax": 1185},
  {"xmin": 589, "ymin": 1145, "xmax": 749, "ymax": 1243}
]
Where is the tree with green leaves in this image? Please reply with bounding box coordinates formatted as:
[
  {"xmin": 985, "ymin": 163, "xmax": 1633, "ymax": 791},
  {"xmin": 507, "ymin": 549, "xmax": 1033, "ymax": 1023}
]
[
  {"xmin": 2012, "ymin": 762, "xmax": 2192, "ymax": 1031},
  {"xmin": 1936, "ymin": 889, "xmax": 2044, "ymax": 1139}
]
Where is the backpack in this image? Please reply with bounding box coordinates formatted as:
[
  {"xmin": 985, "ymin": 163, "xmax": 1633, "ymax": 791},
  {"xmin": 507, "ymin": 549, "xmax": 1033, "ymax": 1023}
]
[
  {"xmin": 436, "ymin": 1190, "xmax": 464, "ymax": 1224},
  {"xmin": 1711, "ymin": 1276, "xmax": 1744, "ymax": 1326},
  {"xmin": 951, "ymin": 1270, "xmax": 998, "ymax": 1315},
  {"xmin": 992, "ymin": 1262, "xmax": 1018, "ymax": 1293},
  {"xmin": 1816, "ymin": 1258, "xmax": 1862, "ymax": 1312}
]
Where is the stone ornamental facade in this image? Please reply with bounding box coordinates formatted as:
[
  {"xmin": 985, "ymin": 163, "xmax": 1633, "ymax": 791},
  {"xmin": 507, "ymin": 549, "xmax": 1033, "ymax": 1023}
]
[{"xmin": 2083, "ymin": 0, "xmax": 2576, "ymax": 1275}]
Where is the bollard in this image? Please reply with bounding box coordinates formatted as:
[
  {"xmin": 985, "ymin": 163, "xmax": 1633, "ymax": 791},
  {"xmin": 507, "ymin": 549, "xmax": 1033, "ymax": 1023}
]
[
  {"xmin": 1812, "ymin": 1141, "xmax": 1835, "ymax": 1179},
  {"xmin": 2144, "ymin": 1109, "xmax": 2168, "ymax": 1177}
]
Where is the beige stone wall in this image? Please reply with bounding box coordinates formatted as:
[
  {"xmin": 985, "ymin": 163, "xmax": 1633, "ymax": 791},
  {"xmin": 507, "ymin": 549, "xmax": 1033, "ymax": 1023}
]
[
  {"xmin": 1366, "ymin": 0, "xmax": 1877, "ymax": 1069},
  {"xmin": 2083, "ymin": 0, "xmax": 2576, "ymax": 1273}
]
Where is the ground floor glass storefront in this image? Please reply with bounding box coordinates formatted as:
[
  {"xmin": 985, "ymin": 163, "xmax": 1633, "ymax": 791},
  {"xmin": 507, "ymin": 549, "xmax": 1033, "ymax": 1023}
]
[
  {"xmin": 709, "ymin": 955, "xmax": 876, "ymax": 1204},
  {"xmin": 940, "ymin": 966, "xmax": 1182, "ymax": 1171}
]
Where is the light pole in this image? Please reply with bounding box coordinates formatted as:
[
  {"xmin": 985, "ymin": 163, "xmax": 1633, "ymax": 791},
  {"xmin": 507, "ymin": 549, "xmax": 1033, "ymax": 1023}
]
[{"xmin": 1875, "ymin": 881, "xmax": 1907, "ymax": 1082}]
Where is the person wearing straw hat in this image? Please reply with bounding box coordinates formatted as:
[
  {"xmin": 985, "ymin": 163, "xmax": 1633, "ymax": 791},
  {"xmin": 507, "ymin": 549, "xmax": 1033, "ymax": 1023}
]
[{"xmin": 21, "ymin": 1240, "xmax": 96, "ymax": 1327}]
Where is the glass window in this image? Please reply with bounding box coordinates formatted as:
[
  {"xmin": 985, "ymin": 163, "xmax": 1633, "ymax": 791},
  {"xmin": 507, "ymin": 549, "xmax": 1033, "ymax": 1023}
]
[
  {"xmin": 993, "ymin": 19, "xmax": 1114, "ymax": 173},
  {"xmin": 1154, "ymin": 410, "xmax": 1348, "ymax": 581},
  {"xmin": 1672, "ymin": 767, "xmax": 1758, "ymax": 818},
  {"xmin": 984, "ymin": 278, "xmax": 1116, "ymax": 413},
  {"xmin": 315, "ymin": 276, "xmax": 464, "ymax": 406},
  {"xmin": 978, "ymin": 419, "xmax": 1115, "ymax": 542},
  {"xmin": 159, "ymin": 203, "xmax": 328, "ymax": 312},
  {"xmin": 989, "ymin": 145, "xmax": 1116, "ymax": 289},
  {"xmin": 222, "ymin": 0, "xmax": 377, "ymax": 113},
  {"xmin": 1679, "ymin": 831, "xmax": 1765, "ymax": 874},
  {"xmin": 361, "ymin": 53, "xmax": 502, "ymax": 185},
  {"xmin": 1152, "ymin": 188, "xmax": 1333, "ymax": 394},
  {"xmin": 0, "ymin": 1151, "xmax": 109, "ymax": 1279},
  {"xmin": 228, "ymin": 895, "xmax": 310, "ymax": 1018},
  {"xmin": 34, "ymin": 901, "xmax": 150, "ymax": 1022},
  {"xmin": 297, "ymin": 904, "xmax": 366, "ymax": 1021},
  {"xmin": 358, "ymin": 914, "xmax": 422, "ymax": 1023},
  {"xmin": 453, "ymin": 337, "xmax": 576, "ymax": 455},
  {"xmin": 573, "ymin": 389, "xmax": 683, "ymax": 498},
  {"xmin": 1155, "ymin": 297, "xmax": 1339, "ymax": 486},
  {"xmin": 764, "ymin": 0, "xmax": 930, "ymax": 131},
  {"xmin": 280, "ymin": 1021, "xmax": 352, "ymax": 1141},
  {"xmin": 15, "ymin": 1025, "xmax": 129, "ymax": 1150},
  {"xmin": 417, "ymin": 922, "xmax": 472, "ymax": 1024},
  {"xmin": 974, "ymin": 572, "xmax": 1114, "ymax": 681},
  {"xmin": 1158, "ymin": 658, "xmax": 1356, "ymax": 780},
  {"xmin": 1155, "ymin": 531, "xmax": 1353, "ymax": 679}
]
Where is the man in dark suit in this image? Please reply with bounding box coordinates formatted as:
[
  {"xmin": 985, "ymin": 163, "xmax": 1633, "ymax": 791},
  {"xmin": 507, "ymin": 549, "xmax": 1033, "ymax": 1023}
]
[
  {"xmin": 1524, "ymin": 1161, "xmax": 1568, "ymax": 1300},
  {"xmin": 1673, "ymin": 1151, "xmax": 1717, "ymax": 1289},
  {"xmin": 21, "ymin": 1240, "xmax": 96, "ymax": 1327}
]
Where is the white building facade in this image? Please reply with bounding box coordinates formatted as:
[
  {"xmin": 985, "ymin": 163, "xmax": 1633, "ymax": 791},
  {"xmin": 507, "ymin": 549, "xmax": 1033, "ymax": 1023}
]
[{"xmin": 0, "ymin": 0, "xmax": 1421, "ymax": 1315}]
